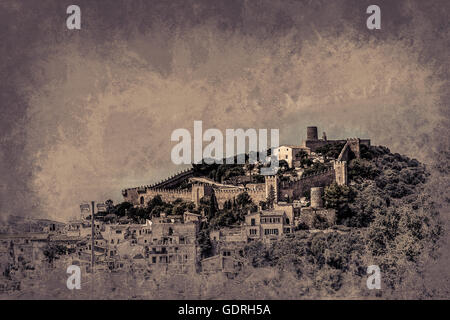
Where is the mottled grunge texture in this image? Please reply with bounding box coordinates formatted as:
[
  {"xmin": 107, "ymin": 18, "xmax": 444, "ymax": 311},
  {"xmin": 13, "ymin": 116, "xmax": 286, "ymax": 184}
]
[{"xmin": 0, "ymin": 0, "xmax": 448, "ymax": 228}]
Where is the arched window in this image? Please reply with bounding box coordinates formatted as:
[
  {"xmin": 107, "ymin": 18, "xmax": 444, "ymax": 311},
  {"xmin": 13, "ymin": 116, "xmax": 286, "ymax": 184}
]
[{"xmin": 140, "ymin": 196, "xmax": 144, "ymax": 205}]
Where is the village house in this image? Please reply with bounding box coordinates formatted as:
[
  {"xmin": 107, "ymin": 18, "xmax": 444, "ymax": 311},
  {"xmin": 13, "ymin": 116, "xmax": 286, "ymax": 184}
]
[
  {"xmin": 204, "ymin": 227, "xmax": 247, "ymax": 275},
  {"xmin": 145, "ymin": 219, "xmax": 198, "ymax": 274}
]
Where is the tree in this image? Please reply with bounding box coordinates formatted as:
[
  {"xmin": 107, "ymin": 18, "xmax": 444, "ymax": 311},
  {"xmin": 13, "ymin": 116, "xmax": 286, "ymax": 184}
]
[
  {"xmin": 259, "ymin": 201, "xmax": 267, "ymax": 210},
  {"xmin": 278, "ymin": 160, "xmax": 289, "ymax": 171},
  {"xmin": 115, "ymin": 201, "xmax": 133, "ymax": 217},
  {"xmin": 105, "ymin": 199, "xmax": 114, "ymax": 213},
  {"xmin": 197, "ymin": 227, "xmax": 212, "ymax": 258},
  {"xmin": 323, "ymin": 183, "xmax": 355, "ymax": 224},
  {"xmin": 147, "ymin": 195, "xmax": 163, "ymax": 209},
  {"xmin": 209, "ymin": 192, "xmax": 219, "ymax": 219},
  {"xmin": 267, "ymin": 186, "xmax": 275, "ymax": 209},
  {"xmin": 236, "ymin": 191, "xmax": 253, "ymax": 208},
  {"xmin": 315, "ymin": 142, "xmax": 347, "ymax": 159},
  {"xmin": 43, "ymin": 244, "xmax": 68, "ymax": 264}
]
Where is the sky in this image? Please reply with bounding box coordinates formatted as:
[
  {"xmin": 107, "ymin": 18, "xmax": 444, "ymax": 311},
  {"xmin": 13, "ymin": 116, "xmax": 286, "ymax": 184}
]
[{"xmin": 0, "ymin": 0, "xmax": 448, "ymax": 222}]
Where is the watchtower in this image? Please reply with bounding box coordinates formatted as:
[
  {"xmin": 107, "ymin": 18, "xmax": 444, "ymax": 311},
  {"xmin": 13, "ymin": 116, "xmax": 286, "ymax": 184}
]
[{"xmin": 306, "ymin": 126, "xmax": 318, "ymax": 141}]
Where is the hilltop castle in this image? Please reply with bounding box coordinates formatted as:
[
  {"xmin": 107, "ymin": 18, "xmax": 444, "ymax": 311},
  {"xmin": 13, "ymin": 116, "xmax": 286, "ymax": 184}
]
[{"xmin": 122, "ymin": 126, "xmax": 370, "ymax": 208}]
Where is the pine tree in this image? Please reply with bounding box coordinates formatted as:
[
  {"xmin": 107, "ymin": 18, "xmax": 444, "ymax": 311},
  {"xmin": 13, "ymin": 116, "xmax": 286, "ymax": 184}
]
[
  {"xmin": 208, "ymin": 191, "xmax": 219, "ymax": 219},
  {"xmin": 267, "ymin": 185, "xmax": 275, "ymax": 208}
]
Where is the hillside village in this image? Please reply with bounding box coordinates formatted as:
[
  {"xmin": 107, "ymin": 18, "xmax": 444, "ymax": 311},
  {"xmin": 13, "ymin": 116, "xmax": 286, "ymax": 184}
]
[
  {"xmin": 0, "ymin": 126, "xmax": 374, "ymax": 288},
  {"xmin": 1, "ymin": 125, "xmax": 438, "ymax": 298}
]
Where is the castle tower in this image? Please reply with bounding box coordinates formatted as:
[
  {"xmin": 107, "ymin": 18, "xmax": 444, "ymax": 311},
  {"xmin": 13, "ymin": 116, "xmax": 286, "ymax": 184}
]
[
  {"xmin": 306, "ymin": 126, "xmax": 318, "ymax": 141},
  {"xmin": 334, "ymin": 160, "xmax": 348, "ymax": 186},
  {"xmin": 191, "ymin": 183, "xmax": 212, "ymax": 207},
  {"xmin": 347, "ymin": 138, "xmax": 361, "ymax": 159},
  {"xmin": 191, "ymin": 183, "xmax": 205, "ymax": 206},
  {"xmin": 310, "ymin": 187, "xmax": 324, "ymax": 208},
  {"xmin": 265, "ymin": 175, "xmax": 279, "ymax": 203}
]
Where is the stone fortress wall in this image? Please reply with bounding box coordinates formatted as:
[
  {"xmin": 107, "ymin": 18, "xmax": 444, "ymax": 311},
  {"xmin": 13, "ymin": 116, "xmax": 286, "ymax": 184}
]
[
  {"xmin": 122, "ymin": 126, "xmax": 370, "ymax": 208},
  {"xmin": 303, "ymin": 126, "xmax": 370, "ymax": 152},
  {"xmin": 278, "ymin": 168, "xmax": 336, "ymax": 201}
]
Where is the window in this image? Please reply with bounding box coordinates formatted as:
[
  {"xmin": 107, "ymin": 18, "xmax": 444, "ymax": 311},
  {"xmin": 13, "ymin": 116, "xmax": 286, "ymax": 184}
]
[
  {"xmin": 264, "ymin": 229, "xmax": 279, "ymax": 235},
  {"xmin": 251, "ymin": 218, "xmax": 255, "ymax": 226},
  {"xmin": 115, "ymin": 230, "xmax": 122, "ymax": 234},
  {"xmin": 286, "ymin": 218, "xmax": 290, "ymax": 224},
  {"xmin": 140, "ymin": 196, "xmax": 144, "ymax": 205},
  {"xmin": 250, "ymin": 229, "xmax": 257, "ymax": 235},
  {"xmin": 152, "ymin": 257, "xmax": 156, "ymax": 263}
]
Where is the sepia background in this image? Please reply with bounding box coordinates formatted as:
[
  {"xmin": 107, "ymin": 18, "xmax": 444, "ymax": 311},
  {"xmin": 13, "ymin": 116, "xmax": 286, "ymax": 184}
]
[{"xmin": 0, "ymin": 0, "xmax": 449, "ymax": 296}]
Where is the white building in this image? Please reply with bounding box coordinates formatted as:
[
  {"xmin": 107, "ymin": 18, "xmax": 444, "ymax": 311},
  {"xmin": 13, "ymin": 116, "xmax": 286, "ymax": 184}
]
[{"xmin": 276, "ymin": 145, "xmax": 310, "ymax": 168}]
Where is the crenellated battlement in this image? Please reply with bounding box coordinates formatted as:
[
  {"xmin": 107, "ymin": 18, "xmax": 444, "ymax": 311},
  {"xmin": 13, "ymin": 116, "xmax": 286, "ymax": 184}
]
[
  {"xmin": 214, "ymin": 187, "xmax": 265, "ymax": 194},
  {"xmin": 122, "ymin": 125, "xmax": 358, "ymax": 206},
  {"xmin": 299, "ymin": 168, "xmax": 334, "ymax": 180},
  {"xmin": 149, "ymin": 188, "xmax": 191, "ymax": 194},
  {"xmin": 122, "ymin": 168, "xmax": 194, "ymax": 194}
]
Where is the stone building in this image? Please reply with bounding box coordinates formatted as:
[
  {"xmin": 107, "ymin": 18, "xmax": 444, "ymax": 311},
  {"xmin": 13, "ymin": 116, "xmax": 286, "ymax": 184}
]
[
  {"xmin": 245, "ymin": 207, "xmax": 294, "ymax": 240},
  {"xmin": 302, "ymin": 126, "xmax": 370, "ymax": 152},
  {"xmin": 206, "ymin": 227, "xmax": 247, "ymax": 275},
  {"xmin": 145, "ymin": 219, "xmax": 198, "ymax": 274},
  {"xmin": 276, "ymin": 145, "xmax": 311, "ymax": 168}
]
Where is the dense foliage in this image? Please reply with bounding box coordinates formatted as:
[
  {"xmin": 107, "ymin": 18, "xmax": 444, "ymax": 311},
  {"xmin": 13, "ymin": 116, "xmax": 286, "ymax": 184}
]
[
  {"xmin": 243, "ymin": 146, "xmax": 442, "ymax": 296},
  {"xmin": 102, "ymin": 196, "xmax": 195, "ymax": 223},
  {"xmin": 316, "ymin": 142, "xmax": 348, "ymax": 159}
]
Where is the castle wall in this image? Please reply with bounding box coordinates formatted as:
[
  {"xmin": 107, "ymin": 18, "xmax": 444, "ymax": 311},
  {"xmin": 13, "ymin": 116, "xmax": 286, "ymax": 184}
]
[
  {"xmin": 123, "ymin": 184, "xmax": 266, "ymax": 208},
  {"xmin": 279, "ymin": 169, "xmax": 335, "ymax": 201},
  {"xmin": 149, "ymin": 168, "xmax": 194, "ymax": 189},
  {"xmin": 303, "ymin": 139, "xmax": 347, "ymax": 152},
  {"xmin": 123, "ymin": 187, "xmax": 192, "ymax": 206},
  {"xmin": 214, "ymin": 187, "xmax": 266, "ymax": 208}
]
